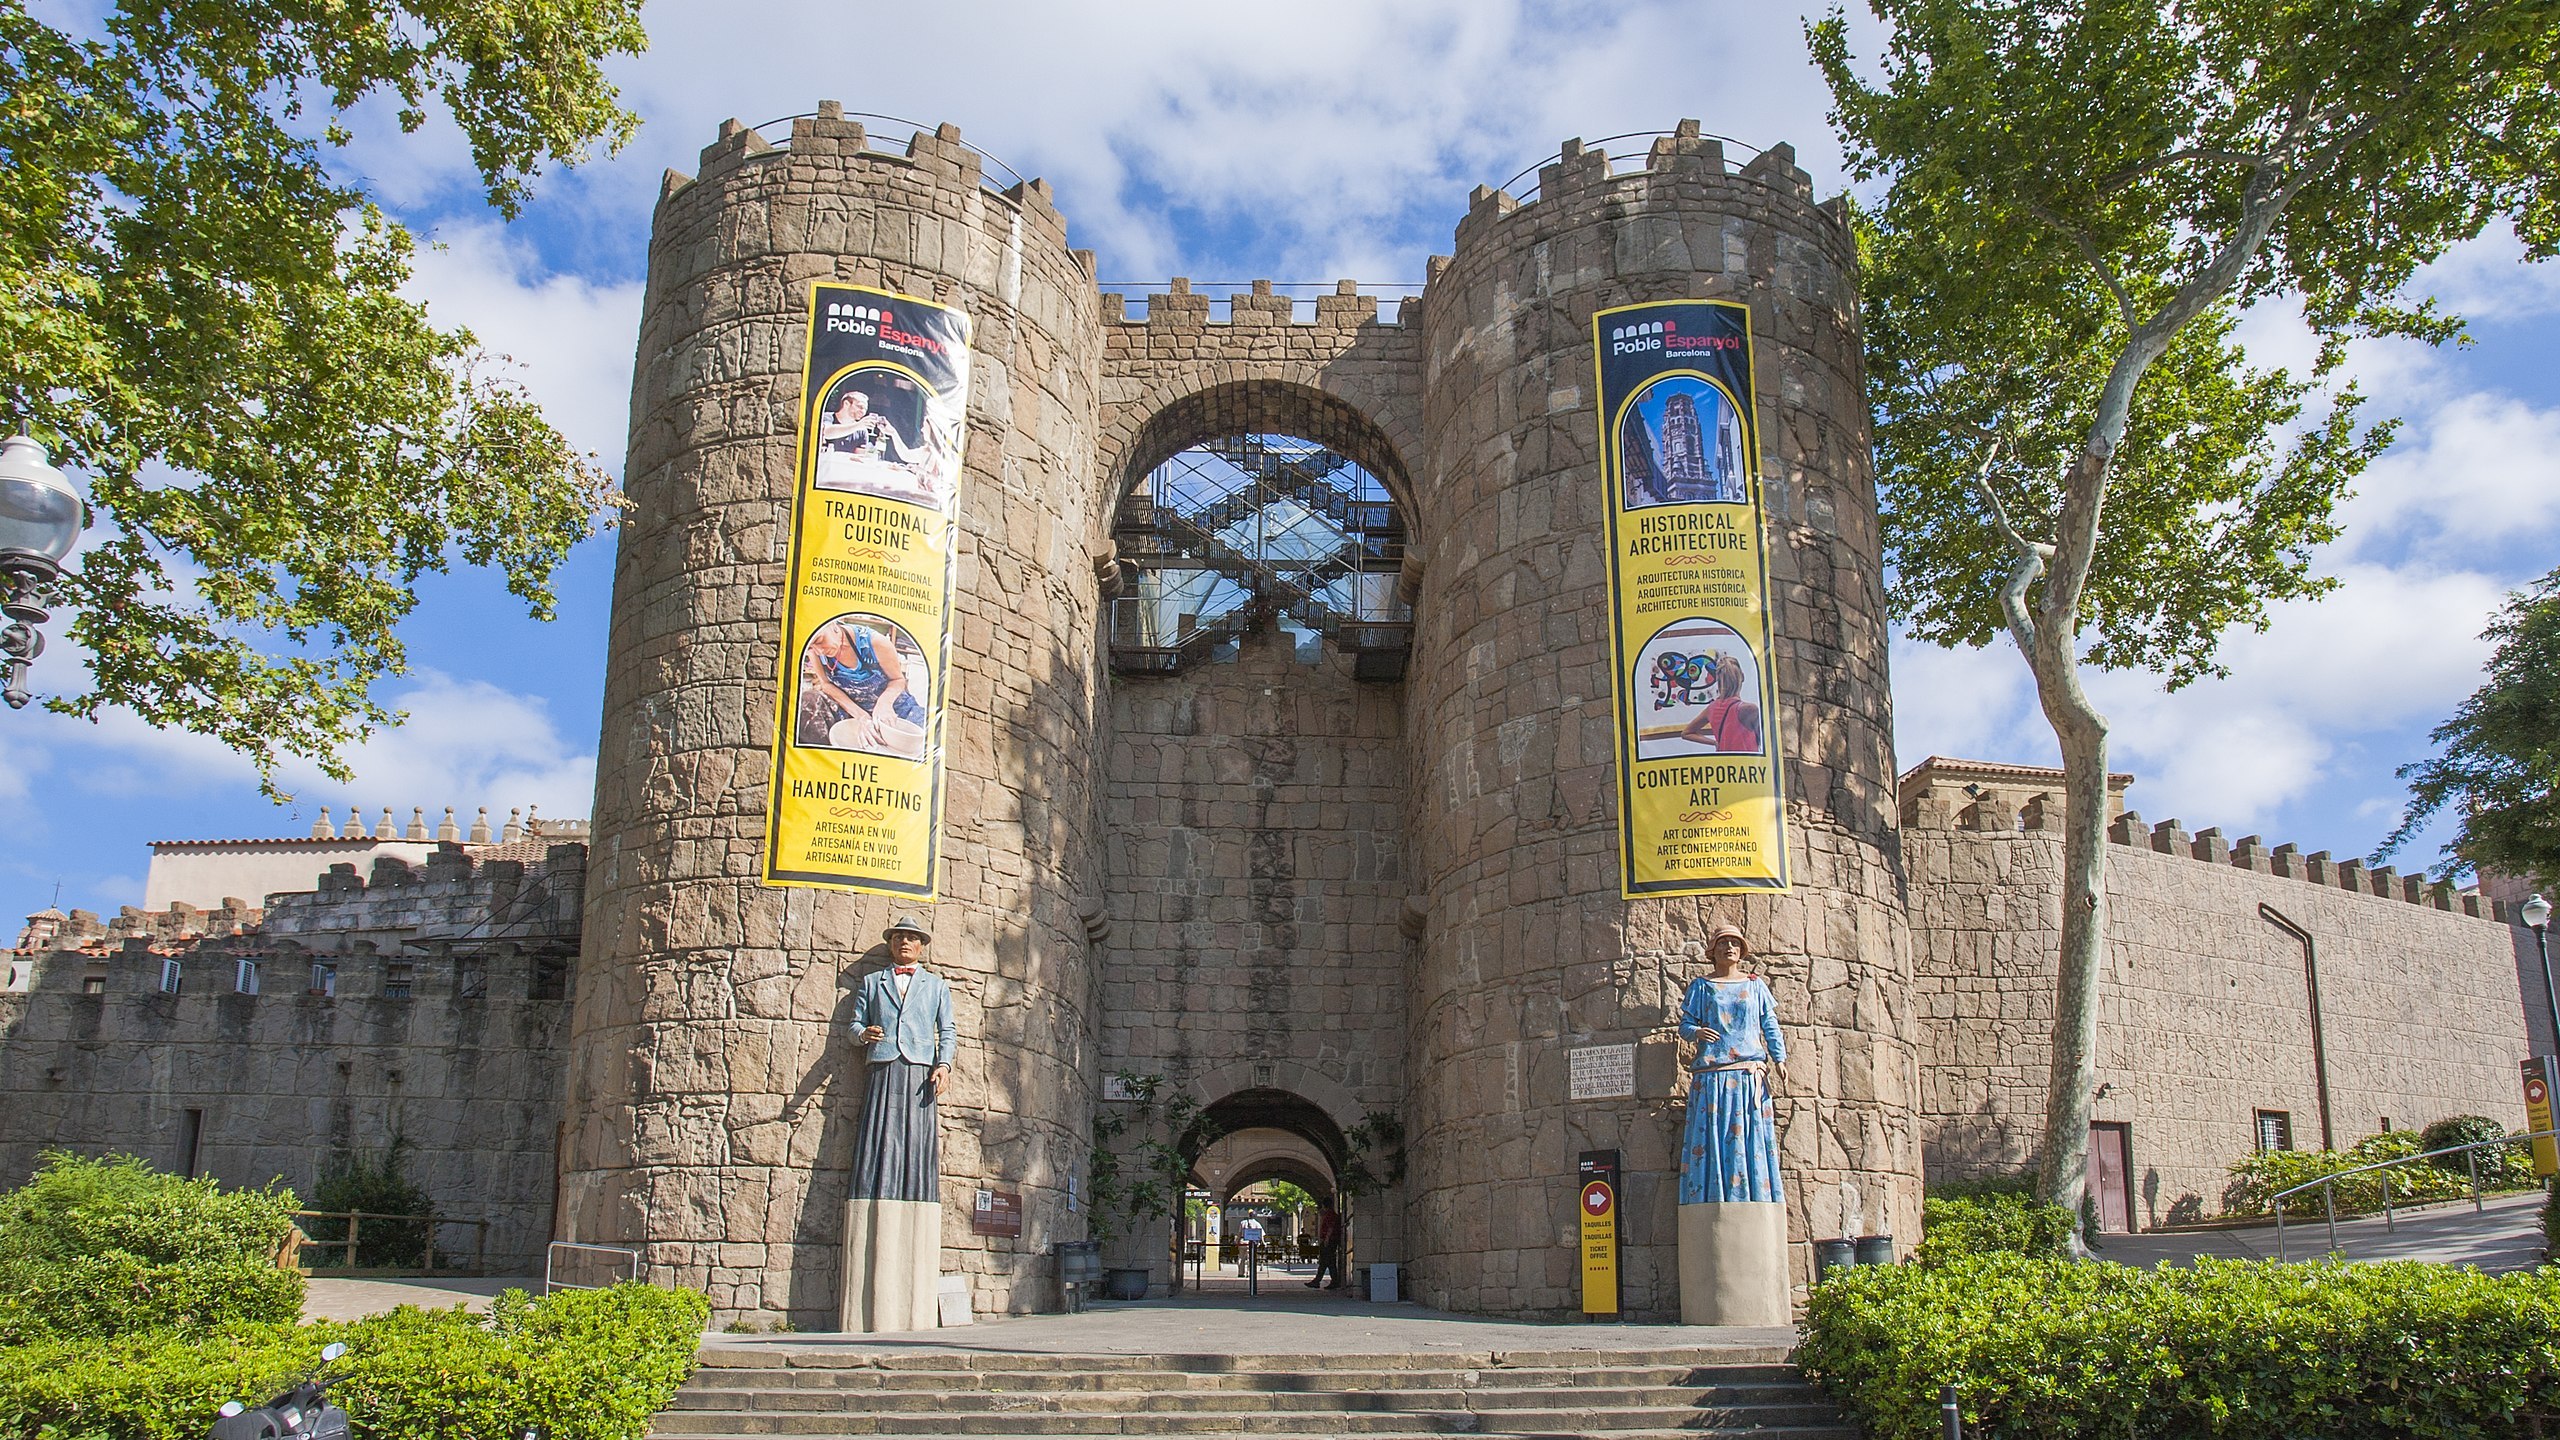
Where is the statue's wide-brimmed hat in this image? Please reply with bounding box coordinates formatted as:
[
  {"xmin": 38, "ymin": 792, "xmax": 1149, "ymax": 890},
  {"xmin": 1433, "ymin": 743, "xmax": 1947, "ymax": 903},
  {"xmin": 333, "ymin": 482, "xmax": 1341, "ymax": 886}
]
[
  {"xmin": 883, "ymin": 914, "xmax": 932, "ymax": 944},
  {"xmin": 1707, "ymin": 923, "xmax": 1751, "ymax": 957}
]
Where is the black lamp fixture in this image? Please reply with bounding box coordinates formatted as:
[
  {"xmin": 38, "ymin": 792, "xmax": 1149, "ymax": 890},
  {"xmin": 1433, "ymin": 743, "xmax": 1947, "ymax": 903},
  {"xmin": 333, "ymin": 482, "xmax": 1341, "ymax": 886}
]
[
  {"xmin": 0, "ymin": 434, "xmax": 87, "ymax": 709},
  {"xmin": 2527, "ymin": 893, "xmax": 2556, "ymax": 1055}
]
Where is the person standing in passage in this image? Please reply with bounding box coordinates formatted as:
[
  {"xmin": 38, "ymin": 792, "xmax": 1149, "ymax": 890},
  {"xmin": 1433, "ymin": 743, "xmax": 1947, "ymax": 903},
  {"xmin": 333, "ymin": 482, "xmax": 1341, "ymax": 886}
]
[
  {"xmin": 1305, "ymin": 1199, "xmax": 1346, "ymax": 1290},
  {"xmin": 841, "ymin": 914, "xmax": 957, "ymax": 1332},
  {"xmin": 1673, "ymin": 922, "xmax": 1791, "ymax": 1324}
]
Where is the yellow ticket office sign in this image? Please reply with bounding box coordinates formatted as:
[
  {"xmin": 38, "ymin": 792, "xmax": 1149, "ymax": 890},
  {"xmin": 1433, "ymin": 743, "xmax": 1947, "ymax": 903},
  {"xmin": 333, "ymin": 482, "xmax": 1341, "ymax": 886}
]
[
  {"xmin": 1592, "ymin": 299, "xmax": 1790, "ymax": 897},
  {"xmin": 762, "ymin": 284, "xmax": 972, "ymax": 897},
  {"xmin": 1579, "ymin": 1150, "xmax": 1621, "ymax": 1317},
  {"xmin": 2526, "ymin": 1058, "xmax": 2559, "ymax": 1178}
]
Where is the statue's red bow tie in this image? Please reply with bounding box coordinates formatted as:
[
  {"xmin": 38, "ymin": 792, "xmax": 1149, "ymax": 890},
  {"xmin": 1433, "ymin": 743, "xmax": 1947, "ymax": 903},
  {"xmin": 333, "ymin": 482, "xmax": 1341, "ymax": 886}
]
[{"xmin": 895, "ymin": 965, "xmax": 918, "ymax": 976}]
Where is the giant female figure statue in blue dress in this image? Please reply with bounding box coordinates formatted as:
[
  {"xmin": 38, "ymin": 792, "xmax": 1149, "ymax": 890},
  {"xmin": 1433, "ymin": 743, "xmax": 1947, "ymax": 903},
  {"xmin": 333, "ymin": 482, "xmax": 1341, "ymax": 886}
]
[{"xmin": 1675, "ymin": 923, "xmax": 1791, "ymax": 1324}]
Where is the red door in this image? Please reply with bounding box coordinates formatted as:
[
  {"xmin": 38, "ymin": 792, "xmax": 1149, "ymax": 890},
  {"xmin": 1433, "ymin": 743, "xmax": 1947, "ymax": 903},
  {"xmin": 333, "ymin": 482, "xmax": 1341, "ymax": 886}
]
[{"xmin": 2090, "ymin": 1123, "xmax": 2134, "ymax": 1232}]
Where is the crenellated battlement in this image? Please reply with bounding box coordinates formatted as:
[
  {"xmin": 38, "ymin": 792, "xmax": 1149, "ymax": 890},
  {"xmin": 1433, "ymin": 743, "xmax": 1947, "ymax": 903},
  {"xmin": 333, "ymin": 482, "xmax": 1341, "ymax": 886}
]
[
  {"xmin": 1899, "ymin": 755, "xmax": 2508, "ymax": 923},
  {"xmin": 1450, "ymin": 121, "xmax": 1839, "ymax": 256},
  {"xmin": 658, "ymin": 104, "xmax": 1079, "ymax": 256},
  {"xmin": 1100, "ymin": 277, "xmax": 1416, "ymax": 329}
]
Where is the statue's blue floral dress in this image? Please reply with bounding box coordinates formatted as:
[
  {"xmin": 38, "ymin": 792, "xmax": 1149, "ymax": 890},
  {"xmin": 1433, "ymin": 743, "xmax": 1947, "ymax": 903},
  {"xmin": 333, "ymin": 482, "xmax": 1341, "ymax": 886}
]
[{"xmin": 1677, "ymin": 976, "xmax": 1787, "ymax": 1204}]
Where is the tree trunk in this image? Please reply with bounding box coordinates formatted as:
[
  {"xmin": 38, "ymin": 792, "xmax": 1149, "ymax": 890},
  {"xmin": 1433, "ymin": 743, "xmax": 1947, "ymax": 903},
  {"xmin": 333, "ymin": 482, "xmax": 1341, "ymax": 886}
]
[{"xmin": 2028, "ymin": 629, "xmax": 2112, "ymax": 1250}]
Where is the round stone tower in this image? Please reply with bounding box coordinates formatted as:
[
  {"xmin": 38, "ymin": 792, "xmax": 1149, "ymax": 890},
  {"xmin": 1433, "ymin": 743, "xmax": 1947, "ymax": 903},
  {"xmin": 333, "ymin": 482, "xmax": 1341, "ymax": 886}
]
[
  {"xmin": 1405, "ymin": 127, "xmax": 1918, "ymax": 1319},
  {"xmin": 559, "ymin": 106, "xmax": 1108, "ymax": 1327}
]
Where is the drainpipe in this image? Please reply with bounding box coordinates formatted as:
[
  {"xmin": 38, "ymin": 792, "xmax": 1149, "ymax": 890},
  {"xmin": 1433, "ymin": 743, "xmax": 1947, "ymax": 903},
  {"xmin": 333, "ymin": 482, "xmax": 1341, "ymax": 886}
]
[{"xmin": 2259, "ymin": 903, "xmax": 2335, "ymax": 1153}]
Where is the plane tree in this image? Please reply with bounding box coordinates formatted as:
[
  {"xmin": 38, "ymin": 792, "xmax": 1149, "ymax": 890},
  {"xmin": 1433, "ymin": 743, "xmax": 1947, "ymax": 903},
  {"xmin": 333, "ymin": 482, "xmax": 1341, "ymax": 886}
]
[
  {"xmin": 1, "ymin": 0, "xmax": 646, "ymax": 787},
  {"xmin": 1810, "ymin": 0, "xmax": 2560, "ymax": 1227}
]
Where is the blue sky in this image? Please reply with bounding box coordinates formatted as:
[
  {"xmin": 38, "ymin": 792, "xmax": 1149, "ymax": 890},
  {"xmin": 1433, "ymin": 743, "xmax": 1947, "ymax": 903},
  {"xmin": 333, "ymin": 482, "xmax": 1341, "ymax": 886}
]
[{"xmin": 5, "ymin": 0, "xmax": 2555, "ymax": 922}]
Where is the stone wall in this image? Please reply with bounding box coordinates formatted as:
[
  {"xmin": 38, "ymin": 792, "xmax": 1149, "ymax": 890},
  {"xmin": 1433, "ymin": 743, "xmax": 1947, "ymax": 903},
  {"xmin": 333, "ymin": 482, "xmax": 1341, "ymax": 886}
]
[
  {"xmin": 1403, "ymin": 127, "xmax": 1917, "ymax": 1320},
  {"xmin": 1906, "ymin": 765, "xmax": 2533, "ymax": 1226},
  {"xmin": 0, "ymin": 845, "xmax": 581, "ymax": 1271},
  {"xmin": 1099, "ymin": 627, "xmax": 1412, "ymax": 1275},
  {"xmin": 560, "ymin": 108, "xmax": 1109, "ymax": 1327}
]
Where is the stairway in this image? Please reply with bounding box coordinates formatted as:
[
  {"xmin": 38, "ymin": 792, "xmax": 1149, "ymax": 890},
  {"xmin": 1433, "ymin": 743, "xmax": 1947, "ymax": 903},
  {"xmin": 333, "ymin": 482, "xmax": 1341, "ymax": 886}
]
[{"xmin": 652, "ymin": 1343, "xmax": 1857, "ymax": 1438}]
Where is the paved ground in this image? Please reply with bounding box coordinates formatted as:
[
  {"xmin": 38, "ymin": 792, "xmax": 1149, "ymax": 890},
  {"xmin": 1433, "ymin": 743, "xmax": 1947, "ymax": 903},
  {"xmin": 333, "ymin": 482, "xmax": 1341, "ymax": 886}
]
[
  {"xmin": 2094, "ymin": 1189, "xmax": 2547, "ymax": 1272},
  {"xmin": 300, "ymin": 1274, "xmax": 539, "ymax": 1322},
  {"xmin": 298, "ymin": 1196, "xmax": 2548, "ymax": 1333}
]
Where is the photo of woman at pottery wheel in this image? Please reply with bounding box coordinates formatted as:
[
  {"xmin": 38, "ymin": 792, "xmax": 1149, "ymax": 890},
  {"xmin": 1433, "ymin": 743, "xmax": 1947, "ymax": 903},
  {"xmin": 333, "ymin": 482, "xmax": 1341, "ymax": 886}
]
[{"xmin": 794, "ymin": 614, "xmax": 933, "ymax": 760}]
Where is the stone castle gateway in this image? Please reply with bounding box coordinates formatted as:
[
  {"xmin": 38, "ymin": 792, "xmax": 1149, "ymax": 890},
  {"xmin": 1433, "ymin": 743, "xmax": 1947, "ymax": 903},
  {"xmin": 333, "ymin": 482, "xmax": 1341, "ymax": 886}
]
[
  {"xmin": 4, "ymin": 108, "xmax": 2533, "ymax": 1332},
  {"xmin": 562, "ymin": 107, "xmax": 1914, "ymax": 1326}
]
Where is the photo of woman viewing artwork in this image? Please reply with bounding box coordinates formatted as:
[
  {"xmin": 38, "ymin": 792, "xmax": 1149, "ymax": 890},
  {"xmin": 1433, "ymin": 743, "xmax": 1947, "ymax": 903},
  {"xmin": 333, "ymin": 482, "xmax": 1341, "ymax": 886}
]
[
  {"xmin": 812, "ymin": 367, "xmax": 962, "ymax": 510},
  {"xmin": 1632, "ymin": 618, "xmax": 1765, "ymax": 760},
  {"xmin": 794, "ymin": 614, "xmax": 933, "ymax": 760}
]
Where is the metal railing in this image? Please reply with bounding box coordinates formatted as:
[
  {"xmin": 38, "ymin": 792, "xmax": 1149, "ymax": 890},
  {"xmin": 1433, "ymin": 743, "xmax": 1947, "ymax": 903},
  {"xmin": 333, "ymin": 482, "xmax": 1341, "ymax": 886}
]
[
  {"xmin": 293, "ymin": 1210, "xmax": 489, "ymax": 1276},
  {"xmin": 544, "ymin": 1240, "xmax": 644, "ymax": 1294},
  {"xmin": 2269, "ymin": 1129, "xmax": 2553, "ymax": 1261}
]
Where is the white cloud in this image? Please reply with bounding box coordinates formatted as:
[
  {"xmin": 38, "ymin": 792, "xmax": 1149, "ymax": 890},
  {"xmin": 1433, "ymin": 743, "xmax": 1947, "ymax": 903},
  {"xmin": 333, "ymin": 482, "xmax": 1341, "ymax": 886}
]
[
  {"xmin": 405, "ymin": 222, "xmax": 645, "ymax": 471},
  {"xmin": 2340, "ymin": 390, "xmax": 2560, "ymax": 568},
  {"xmin": 2416, "ymin": 224, "xmax": 2560, "ymax": 324},
  {"xmin": 280, "ymin": 672, "xmax": 598, "ymax": 825}
]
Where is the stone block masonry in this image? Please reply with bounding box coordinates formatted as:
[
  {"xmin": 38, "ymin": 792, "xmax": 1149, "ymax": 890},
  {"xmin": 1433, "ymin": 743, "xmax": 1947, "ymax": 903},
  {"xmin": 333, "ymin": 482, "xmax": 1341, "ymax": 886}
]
[
  {"xmin": 1904, "ymin": 757, "xmax": 2534, "ymax": 1226},
  {"xmin": 0, "ymin": 843, "xmax": 583, "ymax": 1272},
  {"xmin": 563, "ymin": 108, "xmax": 1109, "ymax": 1327}
]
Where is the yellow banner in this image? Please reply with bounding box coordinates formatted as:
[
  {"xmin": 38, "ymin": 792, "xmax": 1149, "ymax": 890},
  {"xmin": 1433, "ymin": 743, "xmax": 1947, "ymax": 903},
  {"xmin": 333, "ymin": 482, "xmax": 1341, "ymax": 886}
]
[
  {"xmin": 1593, "ymin": 299, "xmax": 1790, "ymax": 896},
  {"xmin": 762, "ymin": 284, "xmax": 972, "ymax": 896}
]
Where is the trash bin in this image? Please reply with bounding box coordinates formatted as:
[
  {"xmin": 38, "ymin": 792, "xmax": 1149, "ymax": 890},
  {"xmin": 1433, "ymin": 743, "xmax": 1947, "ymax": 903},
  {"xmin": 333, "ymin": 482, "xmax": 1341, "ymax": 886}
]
[
  {"xmin": 1812, "ymin": 1237, "xmax": 1857, "ymax": 1282},
  {"xmin": 1054, "ymin": 1240, "xmax": 1101, "ymax": 1313},
  {"xmin": 1365, "ymin": 1262, "xmax": 1400, "ymax": 1303},
  {"xmin": 1852, "ymin": 1234, "xmax": 1895, "ymax": 1267}
]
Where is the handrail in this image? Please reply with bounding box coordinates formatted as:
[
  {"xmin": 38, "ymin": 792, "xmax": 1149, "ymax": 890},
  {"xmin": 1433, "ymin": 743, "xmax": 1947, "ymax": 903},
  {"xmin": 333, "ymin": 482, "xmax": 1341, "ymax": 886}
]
[
  {"xmin": 1496, "ymin": 128, "xmax": 1774, "ymax": 204},
  {"xmin": 748, "ymin": 111, "xmax": 1027, "ymax": 191},
  {"xmin": 544, "ymin": 1240, "xmax": 643, "ymax": 1294},
  {"xmin": 2268, "ymin": 1129, "xmax": 2553, "ymax": 1261}
]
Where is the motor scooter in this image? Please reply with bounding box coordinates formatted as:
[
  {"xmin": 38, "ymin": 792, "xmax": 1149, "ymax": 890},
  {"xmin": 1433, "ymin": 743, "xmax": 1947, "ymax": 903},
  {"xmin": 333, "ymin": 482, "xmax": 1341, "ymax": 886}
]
[{"xmin": 207, "ymin": 1342, "xmax": 351, "ymax": 1439}]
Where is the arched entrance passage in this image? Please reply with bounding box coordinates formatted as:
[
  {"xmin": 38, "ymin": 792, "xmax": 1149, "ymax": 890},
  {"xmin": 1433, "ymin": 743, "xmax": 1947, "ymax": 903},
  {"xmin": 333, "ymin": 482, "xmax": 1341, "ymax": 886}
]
[{"xmin": 1180, "ymin": 1089, "xmax": 1347, "ymax": 1294}]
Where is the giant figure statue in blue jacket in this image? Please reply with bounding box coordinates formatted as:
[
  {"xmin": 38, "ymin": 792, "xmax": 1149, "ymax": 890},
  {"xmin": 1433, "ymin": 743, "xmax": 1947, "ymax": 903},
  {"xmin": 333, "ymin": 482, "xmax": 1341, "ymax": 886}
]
[{"xmin": 841, "ymin": 913, "xmax": 958, "ymax": 1332}]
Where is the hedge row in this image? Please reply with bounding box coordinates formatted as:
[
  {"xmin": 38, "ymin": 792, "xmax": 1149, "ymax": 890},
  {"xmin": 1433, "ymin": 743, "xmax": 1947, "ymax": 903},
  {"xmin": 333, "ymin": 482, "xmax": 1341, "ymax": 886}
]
[
  {"xmin": 0, "ymin": 1283, "xmax": 709, "ymax": 1440},
  {"xmin": 0, "ymin": 1152, "xmax": 303, "ymax": 1342},
  {"xmin": 1798, "ymin": 1253, "xmax": 2560, "ymax": 1440}
]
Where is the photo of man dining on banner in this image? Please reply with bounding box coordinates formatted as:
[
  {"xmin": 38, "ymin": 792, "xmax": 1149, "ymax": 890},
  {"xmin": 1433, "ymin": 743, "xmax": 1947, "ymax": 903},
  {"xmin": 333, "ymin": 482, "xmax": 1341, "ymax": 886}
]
[
  {"xmin": 1632, "ymin": 618, "xmax": 1765, "ymax": 761},
  {"xmin": 811, "ymin": 366, "xmax": 962, "ymax": 511}
]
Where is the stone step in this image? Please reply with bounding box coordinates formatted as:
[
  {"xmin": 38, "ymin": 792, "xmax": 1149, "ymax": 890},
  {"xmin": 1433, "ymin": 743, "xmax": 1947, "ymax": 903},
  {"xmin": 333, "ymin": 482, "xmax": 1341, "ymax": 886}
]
[
  {"xmin": 657, "ymin": 1429, "xmax": 1859, "ymax": 1440},
  {"xmin": 693, "ymin": 1348, "xmax": 1800, "ymax": 1374},
  {"xmin": 650, "ymin": 1402, "xmax": 1846, "ymax": 1435},
  {"xmin": 668, "ymin": 1383, "xmax": 1828, "ymax": 1414},
  {"xmin": 677, "ymin": 1365, "xmax": 1810, "ymax": 1394}
]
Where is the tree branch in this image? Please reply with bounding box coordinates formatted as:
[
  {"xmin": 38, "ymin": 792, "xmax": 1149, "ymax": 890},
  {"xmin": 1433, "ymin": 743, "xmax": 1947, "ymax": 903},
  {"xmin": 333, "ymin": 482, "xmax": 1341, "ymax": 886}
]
[
  {"xmin": 2094, "ymin": 146, "xmax": 2271, "ymax": 196},
  {"xmin": 1973, "ymin": 440, "xmax": 2050, "ymax": 660},
  {"xmin": 2025, "ymin": 199, "xmax": 2140, "ymax": 329}
]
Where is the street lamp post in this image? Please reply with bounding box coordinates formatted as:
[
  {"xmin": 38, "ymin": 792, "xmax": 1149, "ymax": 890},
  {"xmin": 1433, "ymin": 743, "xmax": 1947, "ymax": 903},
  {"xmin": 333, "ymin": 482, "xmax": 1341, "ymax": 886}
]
[
  {"xmin": 0, "ymin": 434, "xmax": 87, "ymax": 709},
  {"xmin": 2528, "ymin": 893, "xmax": 2556, "ymax": 1055}
]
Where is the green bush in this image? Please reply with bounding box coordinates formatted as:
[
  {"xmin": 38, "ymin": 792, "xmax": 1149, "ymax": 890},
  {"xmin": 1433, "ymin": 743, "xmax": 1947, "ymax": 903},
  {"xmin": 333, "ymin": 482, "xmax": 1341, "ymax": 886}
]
[
  {"xmin": 0, "ymin": 1151, "xmax": 303, "ymax": 1341},
  {"xmin": 2226, "ymin": 1129, "xmax": 2534, "ymax": 1218},
  {"xmin": 0, "ymin": 1284, "xmax": 709, "ymax": 1440},
  {"xmin": 304, "ymin": 1144, "xmax": 433, "ymax": 1269},
  {"xmin": 2544, "ymin": 1183, "xmax": 2559, "ymax": 1261},
  {"xmin": 1917, "ymin": 1193, "xmax": 2078, "ymax": 1266},
  {"xmin": 1798, "ymin": 1252, "xmax": 2560, "ymax": 1439},
  {"xmin": 2420, "ymin": 1115, "xmax": 2515, "ymax": 1173}
]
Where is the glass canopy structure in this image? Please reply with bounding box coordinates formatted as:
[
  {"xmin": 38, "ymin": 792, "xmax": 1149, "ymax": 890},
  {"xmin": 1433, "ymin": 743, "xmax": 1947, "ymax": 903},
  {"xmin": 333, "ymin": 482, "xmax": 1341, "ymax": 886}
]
[{"xmin": 1109, "ymin": 434, "xmax": 1413, "ymax": 678}]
